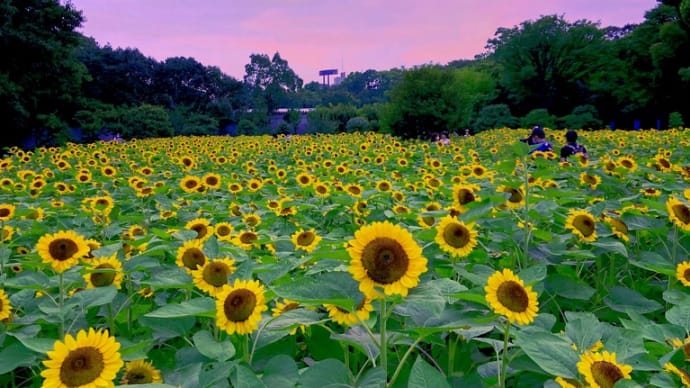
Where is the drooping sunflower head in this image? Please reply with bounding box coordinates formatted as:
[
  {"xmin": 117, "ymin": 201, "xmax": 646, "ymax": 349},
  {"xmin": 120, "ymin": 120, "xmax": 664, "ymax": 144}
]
[
  {"xmin": 215, "ymin": 279, "xmax": 268, "ymax": 335},
  {"xmin": 192, "ymin": 257, "xmax": 236, "ymax": 297},
  {"xmin": 484, "ymin": 268, "xmax": 539, "ymax": 325},
  {"xmin": 83, "ymin": 255, "xmax": 124, "ymax": 289},
  {"xmin": 497, "ymin": 185, "xmax": 525, "ymax": 208},
  {"xmin": 175, "ymin": 239, "xmax": 207, "ymax": 272},
  {"xmin": 676, "ymin": 261, "xmax": 690, "ymax": 287},
  {"xmin": 0, "ymin": 288, "xmax": 12, "ymax": 321},
  {"xmin": 579, "ymin": 172, "xmax": 601, "ymax": 189},
  {"xmin": 120, "ymin": 359, "xmax": 163, "ymax": 385},
  {"xmin": 434, "ymin": 216, "xmax": 479, "ymax": 258},
  {"xmin": 565, "ymin": 209, "xmax": 598, "ymax": 242},
  {"xmin": 185, "ymin": 218, "xmax": 214, "ymax": 241},
  {"xmin": 664, "ymin": 363, "xmax": 690, "ymax": 387},
  {"xmin": 347, "ymin": 221, "xmax": 428, "ymax": 298},
  {"xmin": 41, "ymin": 328, "xmax": 123, "ymax": 388},
  {"xmin": 576, "ymin": 351, "xmax": 632, "ymax": 388},
  {"xmin": 667, "ymin": 197, "xmax": 690, "ymax": 232},
  {"xmin": 452, "ymin": 183, "xmax": 480, "ymax": 209},
  {"xmin": 291, "ymin": 229, "xmax": 322, "ymax": 253},
  {"xmin": 36, "ymin": 230, "xmax": 91, "ymax": 273},
  {"xmin": 604, "ymin": 216, "xmax": 629, "ymax": 243}
]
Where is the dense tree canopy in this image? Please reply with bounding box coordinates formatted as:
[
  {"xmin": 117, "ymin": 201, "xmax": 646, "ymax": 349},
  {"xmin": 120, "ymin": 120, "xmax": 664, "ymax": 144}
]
[{"xmin": 1, "ymin": 1, "xmax": 688, "ymax": 147}]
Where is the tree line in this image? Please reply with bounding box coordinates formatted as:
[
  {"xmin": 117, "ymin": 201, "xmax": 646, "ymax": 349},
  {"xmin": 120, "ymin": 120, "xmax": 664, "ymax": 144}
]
[{"xmin": 1, "ymin": 0, "xmax": 688, "ymax": 149}]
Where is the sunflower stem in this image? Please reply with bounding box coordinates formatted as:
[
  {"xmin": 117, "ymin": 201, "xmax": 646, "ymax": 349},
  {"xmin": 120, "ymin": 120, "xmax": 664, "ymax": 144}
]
[
  {"xmin": 380, "ymin": 297, "xmax": 388, "ymax": 381},
  {"xmin": 499, "ymin": 321, "xmax": 511, "ymax": 388},
  {"xmin": 106, "ymin": 303, "xmax": 116, "ymax": 336},
  {"xmin": 242, "ymin": 334, "xmax": 250, "ymax": 364},
  {"xmin": 388, "ymin": 336, "xmax": 425, "ymax": 388},
  {"xmin": 58, "ymin": 271, "xmax": 65, "ymax": 339},
  {"xmin": 521, "ymin": 156, "xmax": 530, "ymax": 270}
]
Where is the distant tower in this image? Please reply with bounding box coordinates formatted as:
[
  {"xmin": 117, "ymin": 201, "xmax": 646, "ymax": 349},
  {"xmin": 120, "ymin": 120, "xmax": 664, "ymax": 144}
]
[{"xmin": 318, "ymin": 69, "xmax": 338, "ymax": 86}]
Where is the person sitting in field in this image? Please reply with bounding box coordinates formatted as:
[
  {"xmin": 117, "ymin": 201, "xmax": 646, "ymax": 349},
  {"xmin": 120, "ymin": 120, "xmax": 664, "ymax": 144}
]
[
  {"xmin": 521, "ymin": 126, "xmax": 552, "ymax": 154},
  {"xmin": 560, "ymin": 130, "xmax": 588, "ymax": 162}
]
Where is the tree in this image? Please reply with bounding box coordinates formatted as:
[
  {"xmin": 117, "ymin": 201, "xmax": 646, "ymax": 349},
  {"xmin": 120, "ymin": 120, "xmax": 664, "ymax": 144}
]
[
  {"xmin": 243, "ymin": 52, "xmax": 303, "ymax": 115},
  {"xmin": 471, "ymin": 104, "xmax": 519, "ymax": 132},
  {"xmin": 485, "ymin": 15, "xmax": 605, "ymax": 117},
  {"xmin": 0, "ymin": 0, "xmax": 87, "ymax": 149},
  {"xmin": 382, "ymin": 66, "xmax": 461, "ymax": 139}
]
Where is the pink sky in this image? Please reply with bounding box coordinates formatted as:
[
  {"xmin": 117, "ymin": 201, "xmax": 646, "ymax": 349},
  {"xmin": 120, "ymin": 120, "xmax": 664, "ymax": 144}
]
[{"xmin": 69, "ymin": 0, "xmax": 653, "ymax": 84}]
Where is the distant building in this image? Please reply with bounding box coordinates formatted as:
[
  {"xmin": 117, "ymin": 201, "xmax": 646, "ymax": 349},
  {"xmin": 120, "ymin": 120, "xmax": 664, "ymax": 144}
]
[{"xmin": 334, "ymin": 72, "xmax": 347, "ymax": 86}]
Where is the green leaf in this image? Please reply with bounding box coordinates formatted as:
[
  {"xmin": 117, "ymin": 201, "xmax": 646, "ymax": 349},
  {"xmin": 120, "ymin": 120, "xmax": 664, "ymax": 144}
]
[
  {"xmin": 143, "ymin": 267, "xmax": 193, "ymax": 289},
  {"xmin": 518, "ymin": 262, "xmax": 547, "ymax": 285},
  {"xmin": 564, "ymin": 314, "xmax": 603, "ymax": 353},
  {"xmin": 144, "ymin": 297, "xmax": 215, "ymax": 318},
  {"xmin": 332, "ymin": 326, "xmax": 380, "ymax": 361},
  {"xmin": 408, "ymin": 355, "xmax": 451, "ymax": 388},
  {"xmin": 357, "ymin": 367, "xmax": 386, "ymax": 388},
  {"xmin": 628, "ymin": 251, "xmax": 675, "ymax": 276},
  {"xmin": 262, "ymin": 355, "xmax": 299, "ymax": 388},
  {"xmin": 666, "ymin": 304, "xmax": 690, "ymax": 332},
  {"xmin": 299, "ymin": 359, "xmax": 349, "ymax": 387},
  {"xmin": 604, "ymin": 286, "xmax": 663, "ymax": 314},
  {"xmin": 192, "ymin": 330, "xmax": 235, "ymax": 362},
  {"xmin": 604, "ymin": 330, "xmax": 646, "ymax": 361},
  {"xmin": 272, "ymin": 271, "xmax": 363, "ymax": 310},
  {"xmin": 513, "ymin": 326, "xmax": 579, "ymax": 379},
  {"xmin": 0, "ymin": 343, "xmax": 37, "ymax": 374},
  {"xmin": 66, "ymin": 286, "xmax": 117, "ymax": 309},
  {"xmin": 591, "ymin": 240, "xmax": 628, "ymax": 257},
  {"xmin": 545, "ymin": 273, "xmax": 595, "ymax": 300}
]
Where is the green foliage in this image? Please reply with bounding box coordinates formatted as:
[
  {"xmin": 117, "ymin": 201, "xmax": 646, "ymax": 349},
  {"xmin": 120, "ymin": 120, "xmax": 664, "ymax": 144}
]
[
  {"xmin": 471, "ymin": 104, "xmax": 518, "ymax": 132},
  {"xmin": 345, "ymin": 116, "xmax": 369, "ymax": 133},
  {"xmin": 521, "ymin": 108, "xmax": 557, "ymax": 129},
  {"xmin": 669, "ymin": 111, "xmax": 684, "ymax": 128},
  {"xmin": 558, "ymin": 105, "xmax": 603, "ymax": 129},
  {"xmin": 382, "ymin": 66, "xmax": 461, "ymax": 139},
  {"xmin": 237, "ymin": 119, "xmax": 259, "ymax": 136},
  {"xmin": 120, "ymin": 104, "xmax": 173, "ymax": 139}
]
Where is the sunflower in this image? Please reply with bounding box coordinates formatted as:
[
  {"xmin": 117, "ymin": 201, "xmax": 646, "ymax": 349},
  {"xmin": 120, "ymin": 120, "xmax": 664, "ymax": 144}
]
[
  {"xmin": 291, "ymin": 229, "xmax": 322, "ymax": 253},
  {"xmin": 496, "ymin": 185, "xmax": 525, "ymax": 209},
  {"xmin": 1, "ymin": 225, "xmax": 14, "ymax": 242},
  {"xmin": 579, "ymin": 172, "xmax": 601, "ymax": 190},
  {"xmin": 185, "ymin": 218, "xmax": 214, "ymax": 241},
  {"xmin": 83, "ymin": 255, "xmax": 124, "ymax": 289},
  {"xmin": 214, "ymin": 222, "xmax": 234, "ymax": 242},
  {"xmin": 232, "ymin": 231, "xmax": 259, "ymax": 251},
  {"xmin": 272, "ymin": 299, "xmax": 306, "ymax": 334},
  {"xmin": 228, "ymin": 182, "xmax": 243, "ymax": 194},
  {"xmin": 576, "ymin": 351, "xmax": 632, "ymax": 388},
  {"xmin": 347, "ymin": 221, "xmax": 428, "ymax": 298},
  {"xmin": 120, "ymin": 359, "xmax": 163, "ymax": 385},
  {"xmin": 0, "ymin": 203, "xmax": 15, "ymax": 221},
  {"xmin": 653, "ymin": 154, "xmax": 673, "ymax": 172},
  {"xmin": 138, "ymin": 287, "xmax": 154, "ymax": 299},
  {"xmin": 296, "ymin": 172, "xmax": 313, "ymax": 187},
  {"xmin": 640, "ymin": 187, "xmax": 661, "ymax": 197},
  {"xmin": 604, "ymin": 216, "xmax": 629, "ymax": 243},
  {"xmin": 41, "ymin": 328, "xmax": 123, "ymax": 388},
  {"xmin": 554, "ymin": 376, "xmax": 582, "ymax": 388},
  {"xmin": 246, "ymin": 178, "xmax": 263, "ymax": 192},
  {"xmin": 452, "ymin": 183, "xmax": 480, "ymax": 210},
  {"xmin": 192, "ymin": 257, "xmax": 236, "ymax": 297},
  {"xmin": 215, "ymin": 279, "xmax": 268, "ymax": 335},
  {"xmin": 324, "ymin": 296, "xmax": 374, "ymax": 326},
  {"xmin": 345, "ymin": 183, "xmax": 364, "ymax": 197},
  {"xmin": 180, "ymin": 175, "xmax": 202, "ymax": 193},
  {"xmin": 435, "ymin": 216, "xmax": 479, "ymax": 258},
  {"xmin": 484, "ymin": 268, "xmax": 539, "ymax": 325},
  {"xmin": 376, "ymin": 180, "xmax": 392, "ymax": 192},
  {"xmin": 565, "ymin": 209, "xmax": 598, "ymax": 242},
  {"xmin": 175, "ymin": 239, "xmax": 207, "ymax": 272},
  {"xmin": 200, "ymin": 172, "xmax": 221, "ymax": 190},
  {"xmin": 616, "ymin": 156, "xmax": 637, "ymax": 172},
  {"xmin": 0, "ymin": 289, "xmax": 12, "ymax": 321},
  {"xmin": 677, "ymin": 261, "xmax": 690, "ymax": 287},
  {"xmin": 313, "ymin": 181, "xmax": 331, "ymax": 198},
  {"xmin": 242, "ymin": 213, "xmax": 262, "ymax": 228},
  {"xmin": 664, "ymin": 363, "xmax": 690, "ymax": 387},
  {"xmin": 37, "ymin": 230, "xmax": 91, "ymax": 273},
  {"xmin": 667, "ymin": 197, "xmax": 690, "ymax": 232}
]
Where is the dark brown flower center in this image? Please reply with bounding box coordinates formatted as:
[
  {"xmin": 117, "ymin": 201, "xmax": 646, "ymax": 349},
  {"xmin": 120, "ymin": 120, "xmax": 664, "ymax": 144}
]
[
  {"xmin": 573, "ymin": 215, "xmax": 595, "ymax": 237},
  {"xmin": 496, "ymin": 280, "xmax": 529, "ymax": 313},
  {"xmin": 60, "ymin": 346, "xmax": 104, "ymax": 386},
  {"xmin": 182, "ymin": 248, "xmax": 206, "ymax": 270},
  {"xmin": 223, "ymin": 289, "xmax": 257, "ymax": 322},
  {"xmin": 49, "ymin": 238, "xmax": 79, "ymax": 261},
  {"xmin": 185, "ymin": 180, "xmax": 197, "ymax": 189},
  {"xmin": 591, "ymin": 361, "xmax": 624, "ymax": 388},
  {"xmin": 123, "ymin": 366, "xmax": 153, "ymax": 384},
  {"xmin": 206, "ymin": 177, "xmax": 219, "ymax": 186},
  {"xmin": 361, "ymin": 237, "xmax": 409, "ymax": 284},
  {"xmin": 90, "ymin": 264, "xmax": 116, "ymax": 287},
  {"xmin": 297, "ymin": 232, "xmax": 315, "ymax": 246},
  {"xmin": 240, "ymin": 232, "xmax": 257, "ymax": 244},
  {"xmin": 672, "ymin": 204, "xmax": 690, "ymax": 224},
  {"xmin": 190, "ymin": 224, "xmax": 208, "ymax": 239},
  {"xmin": 507, "ymin": 188, "xmax": 523, "ymax": 203},
  {"xmin": 443, "ymin": 223, "xmax": 470, "ymax": 248},
  {"xmin": 456, "ymin": 189, "xmax": 475, "ymax": 205},
  {"xmin": 0, "ymin": 208, "xmax": 10, "ymax": 218},
  {"xmin": 216, "ymin": 225, "xmax": 232, "ymax": 237},
  {"xmin": 203, "ymin": 262, "xmax": 230, "ymax": 287},
  {"xmin": 683, "ymin": 268, "xmax": 690, "ymax": 283}
]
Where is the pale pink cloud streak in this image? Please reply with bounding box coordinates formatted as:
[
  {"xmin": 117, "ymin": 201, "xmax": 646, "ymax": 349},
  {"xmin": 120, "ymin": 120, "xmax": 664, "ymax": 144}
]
[{"xmin": 70, "ymin": 0, "xmax": 653, "ymax": 83}]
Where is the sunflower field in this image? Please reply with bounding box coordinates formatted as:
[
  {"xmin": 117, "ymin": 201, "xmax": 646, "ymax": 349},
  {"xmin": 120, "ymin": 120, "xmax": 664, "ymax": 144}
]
[{"xmin": 1, "ymin": 128, "xmax": 690, "ymax": 388}]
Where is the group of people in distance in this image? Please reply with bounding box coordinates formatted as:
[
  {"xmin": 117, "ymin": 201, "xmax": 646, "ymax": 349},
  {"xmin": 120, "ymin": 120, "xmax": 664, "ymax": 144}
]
[{"xmin": 521, "ymin": 126, "xmax": 588, "ymax": 163}]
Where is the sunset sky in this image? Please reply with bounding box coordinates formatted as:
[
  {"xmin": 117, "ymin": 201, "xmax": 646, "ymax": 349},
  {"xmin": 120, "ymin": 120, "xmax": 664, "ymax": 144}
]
[{"xmin": 70, "ymin": 0, "xmax": 654, "ymax": 83}]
